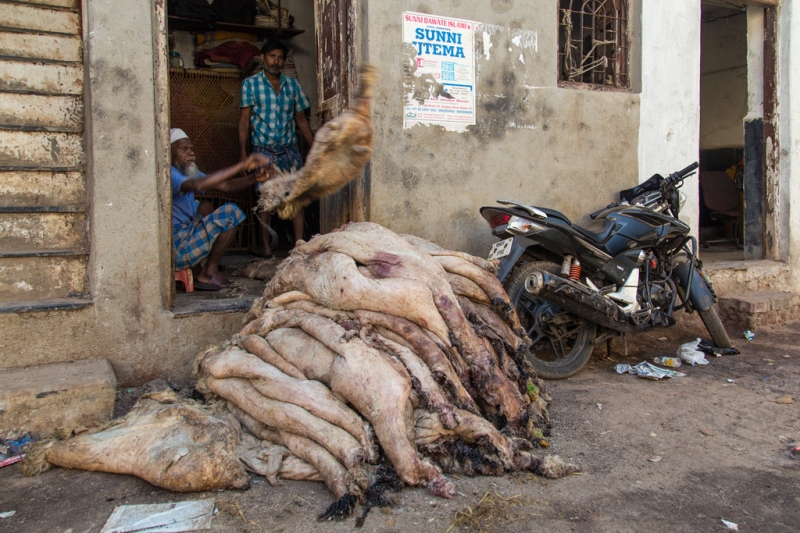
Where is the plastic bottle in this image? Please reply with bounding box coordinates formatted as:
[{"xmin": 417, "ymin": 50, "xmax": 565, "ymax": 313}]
[{"xmin": 653, "ymin": 356, "xmax": 682, "ymax": 368}]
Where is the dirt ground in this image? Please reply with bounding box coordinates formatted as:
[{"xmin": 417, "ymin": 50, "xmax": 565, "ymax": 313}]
[{"xmin": 1, "ymin": 315, "xmax": 798, "ymax": 533}]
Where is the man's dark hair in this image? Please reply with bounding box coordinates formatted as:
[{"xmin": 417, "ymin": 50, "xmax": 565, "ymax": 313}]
[{"xmin": 261, "ymin": 38, "xmax": 288, "ymax": 56}]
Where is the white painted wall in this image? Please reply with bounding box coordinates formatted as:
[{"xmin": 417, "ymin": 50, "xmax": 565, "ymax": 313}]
[
  {"xmin": 746, "ymin": 6, "xmax": 764, "ymax": 120},
  {"xmin": 779, "ymin": 0, "xmax": 800, "ymax": 287},
  {"xmin": 638, "ymin": 2, "xmax": 702, "ymax": 234}
]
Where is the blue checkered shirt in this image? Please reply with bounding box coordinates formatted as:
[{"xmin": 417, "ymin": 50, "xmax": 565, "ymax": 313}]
[{"xmin": 240, "ymin": 71, "xmax": 311, "ymax": 150}]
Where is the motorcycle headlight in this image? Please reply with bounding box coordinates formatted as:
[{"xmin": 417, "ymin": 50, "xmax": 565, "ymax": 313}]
[
  {"xmin": 679, "ymin": 192, "xmax": 687, "ymax": 210},
  {"xmin": 506, "ymin": 216, "xmax": 547, "ymax": 235}
]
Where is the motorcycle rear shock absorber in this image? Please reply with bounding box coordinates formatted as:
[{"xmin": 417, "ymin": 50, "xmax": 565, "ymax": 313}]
[{"xmin": 569, "ymin": 258, "xmax": 581, "ymax": 282}]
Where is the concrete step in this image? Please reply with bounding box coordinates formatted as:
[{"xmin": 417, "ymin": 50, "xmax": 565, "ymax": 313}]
[
  {"xmin": 717, "ymin": 291, "xmax": 800, "ymax": 332},
  {"xmin": 705, "ymin": 259, "xmax": 792, "ymax": 296},
  {"xmin": 0, "ymin": 359, "xmax": 116, "ymax": 438}
]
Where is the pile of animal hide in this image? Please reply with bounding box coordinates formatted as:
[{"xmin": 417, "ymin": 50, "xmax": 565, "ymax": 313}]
[
  {"xmin": 21, "ymin": 390, "xmax": 251, "ymax": 492},
  {"xmin": 197, "ymin": 222, "xmax": 575, "ymax": 517},
  {"xmin": 22, "ymin": 222, "xmax": 577, "ymax": 520},
  {"xmin": 258, "ymin": 64, "xmax": 376, "ymax": 221}
]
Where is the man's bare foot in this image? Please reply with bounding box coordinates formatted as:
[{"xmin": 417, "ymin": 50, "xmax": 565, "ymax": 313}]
[{"xmin": 196, "ymin": 271, "xmax": 232, "ymax": 287}]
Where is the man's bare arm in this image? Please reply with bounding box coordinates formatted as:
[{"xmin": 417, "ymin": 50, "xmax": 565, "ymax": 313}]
[
  {"xmin": 238, "ymin": 106, "xmax": 252, "ymax": 161},
  {"xmin": 215, "ymin": 171, "xmax": 272, "ymax": 193},
  {"xmin": 295, "ymin": 111, "xmax": 314, "ymax": 147},
  {"xmin": 181, "ymin": 153, "xmax": 269, "ymax": 193}
]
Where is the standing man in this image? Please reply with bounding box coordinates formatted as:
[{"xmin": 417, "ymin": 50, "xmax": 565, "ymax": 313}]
[{"xmin": 239, "ymin": 38, "xmax": 314, "ymax": 257}]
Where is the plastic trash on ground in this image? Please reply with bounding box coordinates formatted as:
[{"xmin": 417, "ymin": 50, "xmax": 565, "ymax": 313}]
[
  {"xmin": 743, "ymin": 330, "xmax": 755, "ymax": 341},
  {"xmin": 100, "ymin": 500, "xmax": 216, "ymax": 533},
  {"xmin": 654, "ymin": 356, "xmax": 682, "ymax": 367},
  {"xmin": 0, "ymin": 511, "xmax": 16, "ymax": 519},
  {"xmin": 615, "ymin": 362, "xmax": 686, "ymax": 380},
  {"xmin": 675, "ymin": 339, "xmax": 709, "ymax": 366},
  {"xmin": 721, "ymin": 519, "xmax": 738, "ymax": 531},
  {"xmin": 0, "ymin": 455, "xmax": 24, "ymax": 468}
]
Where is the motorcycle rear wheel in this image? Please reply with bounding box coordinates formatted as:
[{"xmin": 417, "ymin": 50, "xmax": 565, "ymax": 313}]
[
  {"xmin": 505, "ymin": 261, "xmax": 597, "ymax": 379},
  {"xmin": 698, "ymin": 307, "xmax": 732, "ymax": 348}
]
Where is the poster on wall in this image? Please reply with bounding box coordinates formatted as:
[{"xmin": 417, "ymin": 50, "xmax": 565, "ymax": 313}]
[{"xmin": 402, "ymin": 12, "xmax": 476, "ymax": 131}]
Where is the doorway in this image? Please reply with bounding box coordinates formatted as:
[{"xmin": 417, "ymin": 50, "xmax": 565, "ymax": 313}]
[
  {"xmin": 699, "ymin": 2, "xmax": 747, "ymax": 261},
  {"xmin": 162, "ymin": 0, "xmax": 322, "ymax": 314}
]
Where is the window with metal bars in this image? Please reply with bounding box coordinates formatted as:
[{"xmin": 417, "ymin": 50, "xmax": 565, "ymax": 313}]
[{"xmin": 558, "ymin": 0, "xmax": 630, "ymax": 89}]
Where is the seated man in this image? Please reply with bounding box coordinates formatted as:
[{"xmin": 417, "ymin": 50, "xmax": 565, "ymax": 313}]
[{"xmin": 171, "ymin": 128, "xmax": 270, "ymax": 290}]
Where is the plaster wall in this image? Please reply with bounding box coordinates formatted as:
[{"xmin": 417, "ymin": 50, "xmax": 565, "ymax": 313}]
[
  {"xmin": 638, "ymin": 1, "xmax": 701, "ymax": 234},
  {"xmin": 779, "ymin": 0, "xmax": 800, "ymax": 289},
  {"xmin": 747, "ymin": 6, "xmax": 764, "ymax": 119},
  {"xmin": 365, "ymin": 1, "xmax": 640, "ymax": 257},
  {"xmin": 700, "ymin": 13, "xmax": 747, "ymax": 149},
  {"xmin": 0, "ymin": 0, "xmax": 247, "ymax": 386}
]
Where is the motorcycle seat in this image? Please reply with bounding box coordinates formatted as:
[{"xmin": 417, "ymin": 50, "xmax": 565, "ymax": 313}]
[
  {"xmin": 535, "ymin": 207, "xmax": 571, "ymax": 225},
  {"xmin": 574, "ymin": 218, "xmax": 615, "ymax": 244}
]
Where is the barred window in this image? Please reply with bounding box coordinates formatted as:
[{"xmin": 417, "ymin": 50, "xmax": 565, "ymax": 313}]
[{"xmin": 558, "ymin": 0, "xmax": 630, "ymax": 88}]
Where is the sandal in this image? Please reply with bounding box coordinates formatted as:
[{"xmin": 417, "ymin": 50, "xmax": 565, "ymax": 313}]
[{"xmin": 195, "ymin": 272, "xmax": 232, "ymax": 291}]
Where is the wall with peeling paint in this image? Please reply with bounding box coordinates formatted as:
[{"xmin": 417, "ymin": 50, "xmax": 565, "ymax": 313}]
[
  {"xmin": 365, "ymin": 1, "xmax": 640, "ymax": 256},
  {"xmin": 779, "ymin": 0, "xmax": 800, "ymax": 286},
  {"xmin": 0, "ymin": 0, "xmax": 252, "ymax": 385}
]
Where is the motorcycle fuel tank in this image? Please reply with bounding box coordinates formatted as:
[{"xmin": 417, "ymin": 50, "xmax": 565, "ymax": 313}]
[{"xmin": 598, "ymin": 206, "xmax": 690, "ymax": 257}]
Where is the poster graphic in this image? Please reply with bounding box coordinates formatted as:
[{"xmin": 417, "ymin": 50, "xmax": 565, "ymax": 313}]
[{"xmin": 402, "ymin": 12, "xmax": 476, "ymax": 131}]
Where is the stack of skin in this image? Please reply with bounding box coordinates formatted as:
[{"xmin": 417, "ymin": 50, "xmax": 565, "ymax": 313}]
[
  {"xmin": 197, "ymin": 222, "xmax": 568, "ymax": 517},
  {"xmin": 22, "ymin": 223, "xmax": 578, "ymax": 520}
]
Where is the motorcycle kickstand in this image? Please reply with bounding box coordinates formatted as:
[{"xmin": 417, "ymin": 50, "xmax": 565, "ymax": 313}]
[{"xmin": 623, "ymin": 333, "xmax": 628, "ymax": 356}]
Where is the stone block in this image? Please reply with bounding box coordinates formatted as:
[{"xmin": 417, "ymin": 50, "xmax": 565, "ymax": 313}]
[{"xmin": 0, "ymin": 359, "xmax": 116, "ymax": 438}]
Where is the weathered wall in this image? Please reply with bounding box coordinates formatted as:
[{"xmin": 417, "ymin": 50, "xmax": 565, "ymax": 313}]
[
  {"xmin": 0, "ymin": 0, "xmax": 249, "ymax": 386},
  {"xmin": 700, "ymin": 12, "xmax": 747, "ymax": 149},
  {"xmin": 365, "ymin": 1, "xmax": 640, "ymax": 256},
  {"xmin": 779, "ymin": 0, "xmax": 800, "ymax": 288},
  {"xmin": 638, "ymin": 1, "xmax": 701, "ymax": 234}
]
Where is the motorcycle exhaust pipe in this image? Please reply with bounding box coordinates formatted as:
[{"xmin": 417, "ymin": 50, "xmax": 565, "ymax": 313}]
[{"xmin": 524, "ymin": 271, "xmax": 641, "ymax": 333}]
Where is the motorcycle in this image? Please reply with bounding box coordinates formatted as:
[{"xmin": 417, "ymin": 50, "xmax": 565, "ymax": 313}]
[{"xmin": 479, "ymin": 162, "xmax": 732, "ymax": 379}]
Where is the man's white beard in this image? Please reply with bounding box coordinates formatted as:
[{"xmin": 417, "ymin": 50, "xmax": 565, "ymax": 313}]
[{"xmin": 182, "ymin": 162, "xmax": 200, "ymax": 178}]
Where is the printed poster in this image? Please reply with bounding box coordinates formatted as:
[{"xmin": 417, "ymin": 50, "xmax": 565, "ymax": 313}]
[{"xmin": 402, "ymin": 12, "xmax": 476, "ymax": 131}]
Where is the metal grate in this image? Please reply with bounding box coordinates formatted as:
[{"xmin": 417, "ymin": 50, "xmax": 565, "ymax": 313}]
[
  {"xmin": 169, "ymin": 67, "xmax": 256, "ymax": 251},
  {"xmin": 558, "ymin": 0, "xmax": 629, "ymax": 88}
]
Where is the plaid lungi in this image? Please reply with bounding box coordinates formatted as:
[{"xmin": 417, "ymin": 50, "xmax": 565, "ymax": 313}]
[
  {"xmin": 253, "ymin": 144, "xmax": 302, "ymax": 191},
  {"xmin": 173, "ymin": 203, "xmax": 245, "ymax": 270}
]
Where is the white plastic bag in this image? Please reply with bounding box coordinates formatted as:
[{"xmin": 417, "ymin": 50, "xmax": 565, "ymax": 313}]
[{"xmin": 676, "ymin": 338, "xmax": 709, "ymax": 366}]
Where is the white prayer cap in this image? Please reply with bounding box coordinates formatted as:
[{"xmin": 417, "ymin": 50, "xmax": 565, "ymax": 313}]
[{"xmin": 170, "ymin": 128, "xmax": 189, "ymax": 144}]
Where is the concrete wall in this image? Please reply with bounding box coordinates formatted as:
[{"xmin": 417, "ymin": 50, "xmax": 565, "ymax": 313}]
[
  {"xmin": 0, "ymin": 0, "xmax": 245, "ymax": 386},
  {"xmin": 700, "ymin": 13, "xmax": 747, "ymax": 149},
  {"xmin": 365, "ymin": 1, "xmax": 640, "ymax": 256},
  {"xmin": 779, "ymin": 0, "xmax": 800, "ymax": 288},
  {"xmin": 638, "ymin": 2, "xmax": 701, "ymax": 234}
]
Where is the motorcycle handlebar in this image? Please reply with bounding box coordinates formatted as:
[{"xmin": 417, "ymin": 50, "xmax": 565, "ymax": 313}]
[
  {"xmin": 677, "ymin": 161, "xmax": 699, "ymax": 177},
  {"xmin": 664, "ymin": 161, "xmax": 699, "ymax": 187}
]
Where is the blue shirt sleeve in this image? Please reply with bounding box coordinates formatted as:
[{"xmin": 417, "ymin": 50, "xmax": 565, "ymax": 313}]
[
  {"xmin": 240, "ymin": 76, "xmax": 254, "ymax": 108},
  {"xmin": 171, "ymin": 166, "xmax": 186, "ymax": 195},
  {"xmin": 293, "ymin": 79, "xmax": 311, "ymax": 113}
]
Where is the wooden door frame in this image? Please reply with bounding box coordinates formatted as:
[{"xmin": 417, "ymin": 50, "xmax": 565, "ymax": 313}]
[{"xmin": 314, "ymin": 0, "xmax": 370, "ymax": 233}]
